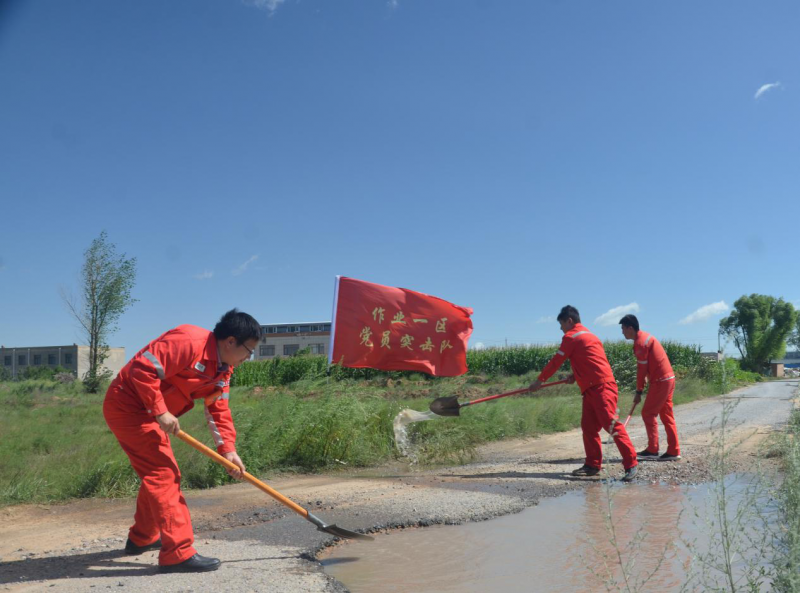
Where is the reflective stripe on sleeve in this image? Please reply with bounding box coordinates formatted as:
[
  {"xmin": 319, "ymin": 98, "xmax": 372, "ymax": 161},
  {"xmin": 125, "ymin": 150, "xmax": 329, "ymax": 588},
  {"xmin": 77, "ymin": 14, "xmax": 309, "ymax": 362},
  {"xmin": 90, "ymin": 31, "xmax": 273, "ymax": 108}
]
[
  {"xmin": 645, "ymin": 335, "xmax": 652, "ymax": 345},
  {"xmin": 572, "ymin": 331, "xmax": 589, "ymax": 338},
  {"xmin": 204, "ymin": 405, "xmax": 225, "ymax": 448},
  {"xmin": 657, "ymin": 375, "xmax": 676, "ymax": 382},
  {"xmin": 556, "ymin": 350, "xmax": 565, "ymax": 356},
  {"xmin": 142, "ymin": 351, "xmax": 165, "ymax": 380},
  {"xmin": 638, "ymin": 360, "xmax": 648, "ymax": 364}
]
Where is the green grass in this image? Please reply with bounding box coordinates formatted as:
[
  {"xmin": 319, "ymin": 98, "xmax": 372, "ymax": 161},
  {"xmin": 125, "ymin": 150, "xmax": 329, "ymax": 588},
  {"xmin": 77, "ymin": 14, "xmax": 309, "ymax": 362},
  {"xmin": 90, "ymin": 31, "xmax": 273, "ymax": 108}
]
[
  {"xmin": 0, "ymin": 356, "xmax": 758, "ymax": 507},
  {"xmin": 772, "ymin": 409, "xmax": 800, "ymax": 592}
]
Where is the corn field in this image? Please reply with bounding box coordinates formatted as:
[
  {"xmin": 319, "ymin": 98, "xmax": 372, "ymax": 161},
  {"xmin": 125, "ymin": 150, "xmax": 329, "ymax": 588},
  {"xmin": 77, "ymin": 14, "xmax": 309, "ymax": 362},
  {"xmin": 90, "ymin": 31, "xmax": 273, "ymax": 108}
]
[{"xmin": 231, "ymin": 341, "xmax": 707, "ymax": 392}]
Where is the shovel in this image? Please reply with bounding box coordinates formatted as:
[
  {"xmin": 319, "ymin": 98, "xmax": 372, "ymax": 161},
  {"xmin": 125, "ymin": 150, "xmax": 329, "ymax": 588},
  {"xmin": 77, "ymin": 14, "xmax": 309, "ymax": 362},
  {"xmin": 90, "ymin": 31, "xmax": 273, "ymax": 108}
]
[
  {"xmin": 605, "ymin": 401, "xmax": 639, "ymax": 445},
  {"xmin": 429, "ymin": 379, "xmax": 571, "ymax": 417},
  {"xmin": 176, "ymin": 430, "xmax": 373, "ymax": 541}
]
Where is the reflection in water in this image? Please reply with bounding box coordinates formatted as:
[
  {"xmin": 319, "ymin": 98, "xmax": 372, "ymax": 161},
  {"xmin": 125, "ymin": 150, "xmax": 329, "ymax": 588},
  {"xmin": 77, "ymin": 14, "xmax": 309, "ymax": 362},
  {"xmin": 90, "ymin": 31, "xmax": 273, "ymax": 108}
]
[{"xmin": 321, "ymin": 477, "xmax": 771, "ymax": 593}]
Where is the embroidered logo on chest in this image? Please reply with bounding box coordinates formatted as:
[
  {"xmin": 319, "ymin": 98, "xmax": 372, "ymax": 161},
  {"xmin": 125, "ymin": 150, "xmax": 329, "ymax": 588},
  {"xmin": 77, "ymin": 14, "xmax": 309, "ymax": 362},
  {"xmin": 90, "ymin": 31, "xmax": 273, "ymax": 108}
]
[{"xmin": 194, "ymin": 362, "xmax": 206, "ymax": 372}]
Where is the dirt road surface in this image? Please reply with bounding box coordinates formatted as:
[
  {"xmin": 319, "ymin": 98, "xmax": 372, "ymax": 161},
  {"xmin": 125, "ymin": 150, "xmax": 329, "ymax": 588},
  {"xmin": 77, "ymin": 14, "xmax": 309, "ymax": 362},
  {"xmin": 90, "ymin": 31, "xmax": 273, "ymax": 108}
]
[{"xmin": 1, "ymin": 379, "xmax": 796, "ymax": 592}]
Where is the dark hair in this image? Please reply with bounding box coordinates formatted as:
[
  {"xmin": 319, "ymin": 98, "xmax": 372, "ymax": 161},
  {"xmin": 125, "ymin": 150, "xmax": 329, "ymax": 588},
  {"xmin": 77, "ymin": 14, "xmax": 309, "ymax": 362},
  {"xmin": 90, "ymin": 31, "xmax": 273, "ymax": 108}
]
[
  {"xmin": 619, "ymin": 314, "xmax": 639, "ymax": 332},
  {"xmin": 556, "ymin": 305, "xmax": 581, "ymax": 324},
  {"xmin": 213, "ymin": 308, "xmax": 261, "ymax": 344}
]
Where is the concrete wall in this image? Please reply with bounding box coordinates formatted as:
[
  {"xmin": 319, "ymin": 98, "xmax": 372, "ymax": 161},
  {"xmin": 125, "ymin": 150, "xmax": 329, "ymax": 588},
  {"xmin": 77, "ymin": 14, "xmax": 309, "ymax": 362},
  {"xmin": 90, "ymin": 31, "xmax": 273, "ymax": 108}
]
[
  {"xmin": 255, "ymin": 333, "xmax": 330, "ymax": 359},
  {"xmin": 1, "ymin": 345, "xmax": 125, "ymax": 379},
  {"xmin": 76, "ymin": 346, "xmax": 127, "ymax": 379}
]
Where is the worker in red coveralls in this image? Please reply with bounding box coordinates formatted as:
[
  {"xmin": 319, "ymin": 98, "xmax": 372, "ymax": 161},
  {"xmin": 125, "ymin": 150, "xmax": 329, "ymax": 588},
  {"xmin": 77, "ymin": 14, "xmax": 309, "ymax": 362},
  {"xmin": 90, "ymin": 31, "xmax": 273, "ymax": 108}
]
[
  {"xmin": 529, "ymin": 305, "xmax": 639, "ymax": 482},
  {"xmin": 619, "ymin": 314, "xmax": 681, "ymax": 462},
  {"xmin": 103, "ymin": 309, "xmax": 260, "ymax": 573}
]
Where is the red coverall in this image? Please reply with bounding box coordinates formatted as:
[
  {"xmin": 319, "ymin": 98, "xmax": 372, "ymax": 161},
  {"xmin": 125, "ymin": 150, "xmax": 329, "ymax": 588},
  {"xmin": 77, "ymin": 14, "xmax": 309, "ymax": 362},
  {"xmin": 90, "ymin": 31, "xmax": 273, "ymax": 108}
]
[
  {"xmin": 103, "ymin": 325, "xmax": 236, "ymax": 566},
  {"xmin": 538, "ymin": 323, "xmax": 638, "ymax": 470},
  {"xmin": 634, "ymin": 331, "xmax": 680, "ymax": 456}
]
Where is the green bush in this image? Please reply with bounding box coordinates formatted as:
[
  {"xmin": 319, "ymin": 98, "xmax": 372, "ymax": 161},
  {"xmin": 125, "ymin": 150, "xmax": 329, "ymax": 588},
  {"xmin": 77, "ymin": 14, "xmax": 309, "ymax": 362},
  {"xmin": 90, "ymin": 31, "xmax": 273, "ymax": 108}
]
[
  {"xmin": 232, "ymin": 341, "xmax": 706, "ymax": 392},
  {"xmin": 21, "ymin": 365, "xmax": 73, "ymax": 381}
]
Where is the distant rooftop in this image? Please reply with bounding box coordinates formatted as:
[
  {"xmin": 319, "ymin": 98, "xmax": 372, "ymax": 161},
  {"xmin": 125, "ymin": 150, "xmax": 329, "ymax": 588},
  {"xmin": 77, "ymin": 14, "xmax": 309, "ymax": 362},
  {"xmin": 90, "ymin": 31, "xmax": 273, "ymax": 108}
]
[{"xmin": 260, "ymin": 322, "xmax": 331, "ymax": 326}]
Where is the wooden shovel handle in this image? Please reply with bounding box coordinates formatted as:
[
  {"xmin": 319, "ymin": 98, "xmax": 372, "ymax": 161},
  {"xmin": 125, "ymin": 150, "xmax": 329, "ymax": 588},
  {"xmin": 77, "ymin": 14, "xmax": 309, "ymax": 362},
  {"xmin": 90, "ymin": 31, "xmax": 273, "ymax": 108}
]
[
  {"xmin": 464, "ymin": 379, "xmax": 571, "ymax": 407},
  {"xmin": 176, "ymin": 430, "xmax": 309, "ymax": 519}
]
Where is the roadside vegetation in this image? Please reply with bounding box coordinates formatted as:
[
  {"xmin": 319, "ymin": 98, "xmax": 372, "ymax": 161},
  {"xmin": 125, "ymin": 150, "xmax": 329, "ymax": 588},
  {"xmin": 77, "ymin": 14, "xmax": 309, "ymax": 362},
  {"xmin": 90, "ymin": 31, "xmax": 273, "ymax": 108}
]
[
  {"xmin": 0, "ymin": 343, "xmax": 761, "ymax": 506},
  {"xmin": 774, "ymin": 408, "xmax": 800, "ymax": 592}
]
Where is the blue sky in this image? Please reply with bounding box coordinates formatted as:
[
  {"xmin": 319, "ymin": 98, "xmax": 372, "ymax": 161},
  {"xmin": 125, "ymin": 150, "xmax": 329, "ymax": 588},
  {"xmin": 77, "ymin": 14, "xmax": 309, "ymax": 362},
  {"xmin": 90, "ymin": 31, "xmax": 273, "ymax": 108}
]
[{"xmin": 1, "ymin": 0, "xmax": 798, "ymax": 359}]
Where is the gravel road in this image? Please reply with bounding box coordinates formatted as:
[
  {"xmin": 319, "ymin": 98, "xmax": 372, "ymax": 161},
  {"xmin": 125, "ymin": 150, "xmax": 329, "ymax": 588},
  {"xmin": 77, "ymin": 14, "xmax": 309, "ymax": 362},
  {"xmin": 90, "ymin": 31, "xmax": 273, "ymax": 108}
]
[{"xmin": 1, "ymin": 379, "xmax": 796, "ymax": 592}]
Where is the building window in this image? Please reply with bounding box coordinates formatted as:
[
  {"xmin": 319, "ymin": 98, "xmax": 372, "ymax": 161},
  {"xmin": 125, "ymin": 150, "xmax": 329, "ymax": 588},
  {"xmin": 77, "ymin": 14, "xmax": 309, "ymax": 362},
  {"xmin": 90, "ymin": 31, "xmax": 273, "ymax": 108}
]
[
  {"xmin": 309, "ymin": 344, "xmax": 325, "ymax": 355},
  {"xmin": 18, "ymin": 355, "xmax": 27, "ymax": 366},
  {"xmin": 64, "ymin": 353, "xmax": 73, "ymax": 364},
  {"xmin": 33, "ymin": 354, "xmax": 42, "ymax": 365},
  {"xmin": 283, "ymin": 344, "xmax": 300, "ymax": 356},
  {"xmin": 48, "ymin": 354, "xmax": 57, "ymax": 365},
  {"xmin": 259, "ymin": 345, "xmax": 275, "ymax": 357},
  {"xmin": 3, "ymin": 356, "xmax": 10, "ymax": 366}
]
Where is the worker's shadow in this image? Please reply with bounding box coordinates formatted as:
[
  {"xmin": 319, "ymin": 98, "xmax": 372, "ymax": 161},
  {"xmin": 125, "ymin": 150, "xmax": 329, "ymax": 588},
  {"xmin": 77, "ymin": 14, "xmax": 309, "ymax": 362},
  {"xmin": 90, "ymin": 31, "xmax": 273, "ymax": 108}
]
[
  {"xmin": 0, "ymin": 550, "xmax": 299, "ymax": 585},
  {"xmin": 451, "ymin": 470, "xmax": 582, "ymax": 481},
  {"xmin": 519, "ymin": 457, "xmax": 583, "ymax": 466},
  {"xmin": 0, "ymin": 550, "xmax": 157, "ymax": 585}
]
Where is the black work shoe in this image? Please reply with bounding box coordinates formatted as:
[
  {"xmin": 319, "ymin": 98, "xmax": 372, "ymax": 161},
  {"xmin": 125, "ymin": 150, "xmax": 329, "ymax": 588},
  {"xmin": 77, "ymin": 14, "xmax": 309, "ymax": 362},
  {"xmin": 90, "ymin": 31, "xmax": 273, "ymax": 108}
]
[
  {"xmin": 571, "ymin": 465, "xmax": 600, "ymax": 477},
  {"xmin": 124, "ymin": 538, "xmax": 161, "ymax": 555},
  {"xmin": 637, "ymin": 449, "xmax": 659, "ymax": 460},
  {"xmin": 659, "ymin": 453, "xmax": 682, "ymax": 462},
  {"xmin": 159, "ymin": 553, "xmax": 221, "ymax": 573},
  {"xmin": 621, "ymin": 465, "xmax": 638, "ymax": 482}
]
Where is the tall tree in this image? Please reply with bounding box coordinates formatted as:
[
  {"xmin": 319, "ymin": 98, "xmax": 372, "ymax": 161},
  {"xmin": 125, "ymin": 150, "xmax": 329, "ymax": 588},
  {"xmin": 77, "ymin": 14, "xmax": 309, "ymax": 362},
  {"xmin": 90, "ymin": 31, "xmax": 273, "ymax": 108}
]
[
  {"xmin": 790, "ymin": 314, "xmax": 800, "ymax": 353},
  {"xmin": 62, "ymin": 231, "xmax": 137, "ymax": 392},
  {"xmin": 719, "ymin": 294, "xmax": 797, "ymax": 372}
]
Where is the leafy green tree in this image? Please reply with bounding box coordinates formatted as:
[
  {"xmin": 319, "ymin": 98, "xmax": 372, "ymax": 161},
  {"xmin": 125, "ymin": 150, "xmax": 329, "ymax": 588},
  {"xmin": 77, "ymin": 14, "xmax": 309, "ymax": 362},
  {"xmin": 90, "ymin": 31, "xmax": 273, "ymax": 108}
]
[
  {"xmin": 62, "ymin": 231, "xmax": 137, "ymax": 393},
  {"xmin": 790, "ymin": 314, "xmax": 800, "ymax": 353},
  {"xmin": 719, "ymin": 294, "xmax": 797, "ymax": 373}
]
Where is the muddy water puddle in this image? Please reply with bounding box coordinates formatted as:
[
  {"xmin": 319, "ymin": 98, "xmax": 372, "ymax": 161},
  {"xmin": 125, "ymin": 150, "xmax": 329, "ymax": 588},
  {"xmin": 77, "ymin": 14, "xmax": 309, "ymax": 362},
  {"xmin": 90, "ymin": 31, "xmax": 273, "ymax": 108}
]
[{"xmin": 322, "ymin": 476, "xmax": 773, "ymax": 592}]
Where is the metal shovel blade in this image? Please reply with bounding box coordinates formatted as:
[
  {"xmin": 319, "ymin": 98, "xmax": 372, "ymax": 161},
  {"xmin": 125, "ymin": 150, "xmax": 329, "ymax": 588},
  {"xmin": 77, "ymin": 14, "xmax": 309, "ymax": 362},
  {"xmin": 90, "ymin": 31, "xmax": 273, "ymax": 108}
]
[
  {"xmin": 429, "ymin": 395, "xmax": 461, "ymax": 417},
  {"xmin": 318, "ymin": 523, "xmax": 374, "ymax": 541},
  {"xmin": 177, "ymin": 430, "xmax": 373, "ymax": 543}
]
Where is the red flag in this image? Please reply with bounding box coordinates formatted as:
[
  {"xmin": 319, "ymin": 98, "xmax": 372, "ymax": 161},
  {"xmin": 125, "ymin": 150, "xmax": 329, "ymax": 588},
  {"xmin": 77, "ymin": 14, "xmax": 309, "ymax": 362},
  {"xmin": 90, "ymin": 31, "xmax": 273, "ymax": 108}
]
[{"xmin": 329, "ymin": 276, "xmax": 473, "ymax": 377}]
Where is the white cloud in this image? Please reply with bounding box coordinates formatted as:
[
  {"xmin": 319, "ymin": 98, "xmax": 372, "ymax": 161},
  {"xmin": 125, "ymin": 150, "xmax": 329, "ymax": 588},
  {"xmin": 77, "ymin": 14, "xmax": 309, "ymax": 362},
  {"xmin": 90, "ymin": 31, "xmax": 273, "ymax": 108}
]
[
  {"xmin": 194, "ymin": 270, "xmax": 213, "ymax": 280},
  {"xmin": 536, "ymin": 316, "xmax": 555, "ymax": 324},
  {"xmin": 755, "ymin": 81, "xmax": 781, "ymax": 100},
  {"xmin": 244, "ymin": 0, "xmax": 285, "ymax": 14},
  {"xmin": 232, "ymin": 255, "xmax": 259, "ymax": 276},
  {"xmin": 594, "ymin": 303, "xmax": 640, "ymax": 327},
  {"xmin": 471, "ymin": 342, "xmax": 485, "ymax": 350},
  {"xmin": 679, "ymin": 300, "xmax": 729, "ymax": 325},
  {"xmin": 387, "ymin": 0, "xmax": 399, "ymax": 8}
]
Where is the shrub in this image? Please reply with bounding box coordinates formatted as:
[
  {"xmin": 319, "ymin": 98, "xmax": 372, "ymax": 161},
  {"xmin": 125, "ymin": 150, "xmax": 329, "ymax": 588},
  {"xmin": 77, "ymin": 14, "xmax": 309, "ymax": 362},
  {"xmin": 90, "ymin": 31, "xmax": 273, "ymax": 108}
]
[{"xmin": 231, "ymin": 341, "xmax": 706, "ymax": 392}]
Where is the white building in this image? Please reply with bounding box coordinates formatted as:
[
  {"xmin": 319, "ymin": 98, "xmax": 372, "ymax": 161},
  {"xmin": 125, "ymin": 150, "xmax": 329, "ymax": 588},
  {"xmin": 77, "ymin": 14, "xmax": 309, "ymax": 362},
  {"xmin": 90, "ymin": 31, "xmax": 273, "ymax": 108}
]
[
  {"xmin": 255, "ymin": 322, "xmax": 331, "ymax": 359},
  {"xmin": 0, "ymin": 344, "xmax": 126, "ymax": 379}
]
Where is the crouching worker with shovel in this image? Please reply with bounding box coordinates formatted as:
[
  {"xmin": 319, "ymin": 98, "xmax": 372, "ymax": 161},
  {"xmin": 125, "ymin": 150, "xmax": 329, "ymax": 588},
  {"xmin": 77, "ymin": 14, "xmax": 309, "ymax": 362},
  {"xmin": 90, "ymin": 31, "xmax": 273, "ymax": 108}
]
[
  {"xmin": 103, "ymin": 309, "xmax": 260, "ymax": 573},
  {"xmin": 529, "ymin": 306, "xmax": 639, "ymax": 482}
]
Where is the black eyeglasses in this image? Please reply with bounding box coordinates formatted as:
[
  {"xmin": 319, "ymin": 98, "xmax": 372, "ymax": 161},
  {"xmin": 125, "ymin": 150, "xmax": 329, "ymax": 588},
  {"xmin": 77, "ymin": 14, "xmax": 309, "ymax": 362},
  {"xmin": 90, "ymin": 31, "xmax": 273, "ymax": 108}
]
[{"xmin": 240, "ymin": 342, "xmax": 254, "ymax": 357}]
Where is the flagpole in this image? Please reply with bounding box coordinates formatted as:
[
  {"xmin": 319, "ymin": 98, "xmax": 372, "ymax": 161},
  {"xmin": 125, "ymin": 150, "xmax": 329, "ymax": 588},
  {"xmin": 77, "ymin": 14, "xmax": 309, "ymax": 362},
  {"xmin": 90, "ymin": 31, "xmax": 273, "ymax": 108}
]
[{"xmin": 328, "ymin": 275, "xmax": 341, "ymax": 367}]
